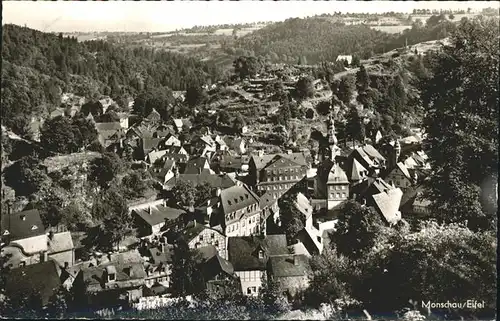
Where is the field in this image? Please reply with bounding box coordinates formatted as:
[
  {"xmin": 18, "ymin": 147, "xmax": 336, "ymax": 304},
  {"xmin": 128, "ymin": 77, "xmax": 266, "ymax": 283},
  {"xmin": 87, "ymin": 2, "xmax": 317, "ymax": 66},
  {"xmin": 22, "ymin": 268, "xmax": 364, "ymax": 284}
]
[
  {"xmin": 371, "ymin": 25, "xmax": 411, "ymax": 34},
  {"xmin": 410, "ymin": 13, "xmax": 479, "ymax": 24}
]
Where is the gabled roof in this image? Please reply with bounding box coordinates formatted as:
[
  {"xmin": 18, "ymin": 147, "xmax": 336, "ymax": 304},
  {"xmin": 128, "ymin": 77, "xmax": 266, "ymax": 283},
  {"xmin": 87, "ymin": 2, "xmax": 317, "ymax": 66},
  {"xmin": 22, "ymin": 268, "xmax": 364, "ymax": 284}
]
[
  {"xmin": 264, "ymin": 154, "xmax": 302, "ymax": 170},
  {"xmin": 142, "ymin": 137, "xmax": 164, "ymax": 155},
  {"xmin": 81, "ymin": 260, "xmax": 146, "ymax": 293},
  {"xmin": 294, "ymin": 193, "xmax": 313, "ymax": 220},
  {"xmin": 148, "ymin": 245, "xmax": 174, "ymax": 265},
  {"xmin": 372, "ymin": 188, "xmax": 403, "ymax": 225},
  {"xmin": 147, "ymin": 150, "xmax": 168, "ymax": 164},
  {"xmin": 351, "ymin": 158, "xmax": 368, "ymax": 181},
  {"xmin": 47, "ymin": 231, "xmax": 74, "ymax": 254},
  {"xmin": 133, "ymin": 205, "xmax": 186, "ymax": 227},
  {"xmin": 362, "ymin": 144, "xmax": 385, "ymax": 161},
  {"xmin": 288, "ymin": 242, "xmax": 311, "ymax": 257},
  {"xmin": 162, "ymin": 145, "xmax": 188, "ymax": 156},
  {"xmin": 145, "ymin": 108, "xmax": 161, "ymax": 121},
  {"xmin": 396, "ymin": 162, "xmax": 412, "ymax": 180},
  {"xmin": 95, "ymin": 122, "xmax": 122, "ymax": 132},
  {"xmin": 259, "ymin": 191, "xmax": 277, "ymax": 210},
  {"xmin": 220, "ymin": 184, "xmax": 260, "ymax": 215},
  {"xmin": 268, "ymin": 255, "xmax": 311, "ymax": 278},
  {"xmin": 5, "ymin": 260, "xmax": 61, "ymax": 306},
  {"xmin": 251, "ymin": 152, "xmax": 308, "ymax": 170},
  {"xmin": 327, "ymin": 162, "xmax": 349, "ymax": 184},
  {"xmin": 1, "ymin": 209, "xmax": 45, "ymax": 241},
  {"xmin": 227, "ymin": 235, "xmax": 288, "ymax": 271},
  {"xmin": 184, "ymin": 157, "xmax": 211, "ymax": 174}
]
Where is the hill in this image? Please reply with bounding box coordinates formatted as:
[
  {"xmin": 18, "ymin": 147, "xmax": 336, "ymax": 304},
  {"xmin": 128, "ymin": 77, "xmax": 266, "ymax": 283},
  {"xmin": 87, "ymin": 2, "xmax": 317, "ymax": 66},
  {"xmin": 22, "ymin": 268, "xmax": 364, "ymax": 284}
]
[
  {"xmin": 1, "ymin": 24, "xmax": 221, "ymax": 130},
  {"xmin": 230, "ymin": 15, "xmax": 457, "ymax": 65}
]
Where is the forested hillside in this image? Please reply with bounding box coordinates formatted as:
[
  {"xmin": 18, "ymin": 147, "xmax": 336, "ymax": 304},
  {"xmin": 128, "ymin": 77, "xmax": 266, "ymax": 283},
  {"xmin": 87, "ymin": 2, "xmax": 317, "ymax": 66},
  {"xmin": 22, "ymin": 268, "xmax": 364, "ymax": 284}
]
[
  {"xmin": 231, "ymin": 15, "xmax": 457, "ymax": 64},
  {"xmin": 1, "ymin": 24, "xmax": 220, "ymax": 129}
]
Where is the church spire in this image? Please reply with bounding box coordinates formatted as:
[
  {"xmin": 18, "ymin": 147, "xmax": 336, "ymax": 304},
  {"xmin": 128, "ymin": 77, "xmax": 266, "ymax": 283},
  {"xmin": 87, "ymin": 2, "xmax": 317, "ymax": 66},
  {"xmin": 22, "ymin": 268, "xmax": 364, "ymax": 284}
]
[{"xmin": 327, "ymin": 112, "xmax": 339, "ymax": 161}]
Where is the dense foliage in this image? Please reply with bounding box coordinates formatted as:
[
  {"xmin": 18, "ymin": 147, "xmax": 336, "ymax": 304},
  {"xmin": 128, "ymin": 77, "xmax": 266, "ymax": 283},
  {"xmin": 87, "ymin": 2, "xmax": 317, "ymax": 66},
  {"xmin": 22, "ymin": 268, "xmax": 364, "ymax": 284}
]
[
  {"xmin": 232, "ymin": 16, "xmax": 457, "ymax": 64},
  {"xmin": 1, "ymin": 24, "xmax": 220, "ymax": 129},
  {"xmin": 421, "ymin": 16, "xmax": 499, "ymax": 230}
]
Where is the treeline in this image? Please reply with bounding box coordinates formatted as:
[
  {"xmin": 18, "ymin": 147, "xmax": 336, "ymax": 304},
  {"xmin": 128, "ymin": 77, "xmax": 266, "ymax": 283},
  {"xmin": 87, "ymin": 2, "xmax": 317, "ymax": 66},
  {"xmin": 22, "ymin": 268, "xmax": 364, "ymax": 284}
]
[
  {"xmin": 232, "ymin": 17, "xmax": 393, "ymax": 64},
  {"xmin": 230, "ymin": 15, "xmax": 458, "ymax": 64},
  {"xmin": 1, "ymin": 24, "xmax": 220, "ymax": 128}
]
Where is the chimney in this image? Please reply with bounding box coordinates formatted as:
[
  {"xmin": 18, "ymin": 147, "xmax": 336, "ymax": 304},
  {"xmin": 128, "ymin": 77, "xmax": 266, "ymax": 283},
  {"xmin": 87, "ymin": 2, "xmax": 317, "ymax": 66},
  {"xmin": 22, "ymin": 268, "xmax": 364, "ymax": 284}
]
[
  {"xmin": 293, "ymin": 255, "xmax": 299, "ymax": 266},
  {"xmin": 48, "ymin": 231, "xmax": 54, "ymax": 240},
  {"xmin": 20, "ymin": 215, "xmax": 26, "ymax": 221},
  {"xmin": 258, "ymin": 150, "xmax": 264, "ymax": 157},
  {"xmin": 148, "ymin": 206, "xmax": 153, "ymax": 215}
]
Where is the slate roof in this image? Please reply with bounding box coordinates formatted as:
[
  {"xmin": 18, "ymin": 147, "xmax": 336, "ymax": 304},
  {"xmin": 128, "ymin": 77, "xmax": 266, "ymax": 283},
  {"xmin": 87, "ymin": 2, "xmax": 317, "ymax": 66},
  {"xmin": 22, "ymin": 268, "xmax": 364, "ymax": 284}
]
[
  {"xmin": 264, "ymin": 155, "xmax": 302, "ymax": 170},
  {"xmin": 259, "ymin": 191, "xmax": 277, "ymax": 210},
  {"xmin": 147, "ymin": 150, "xmax": 168, "ymax": 164},
  {"xmin": 133, "ymin": 205, "xmax": 186, "ymax": 227},
  {"xmin": 351, "ymin": 158, "xmax": 368, "ymax": 181},
  {"xmin": 146, "ymin": 108, "xmax": 161, "ymax": 121},
  {"xmin": 47, "ymin": 231, "xmax": 74, "ymax": 254},
  {"xmin": 251, "ymin": 152, "xmax": 308, "ymax": 170},
  {"xmin": 1, "ymin": 209, "xmax": 45, "ymax": 241},
  {"xmin": 269, "ymin": 255, "xmax": 312, "ymax": 278},
  {"xmin": 396, "ymin": 162, "xmax": 412, "ymax": 180},
  {"xmin": 82, "ymin": 262, "xmax": 146, "ymax": 293},
  {"xmin": 148, "ymin": 245, "xmax": 174, "ymax": 265},
  {"xmin": 142, "ymin": 137, "xmax": 164, "ymax": 155},
  {"xmin": 184, "ymin": 157, "xmax": 211, "ymax": 174},
  {"xmin": 5, "ymin": 260, "xmax": 61, "ymax": 306},
  {"xmin": 288, "ymin": 242, "xmax": 311, "ymax": 257},
  {"xmin": 220, "ymin": 184, "xmax": 260, "ymax": 215},
  {"xmin": 294, "ymin": 193, "xmax": 313, "ymax": 220},
  {"xmin": 95, "ymin": 122, "xmax": 122, "ymax": 132},
  {"xmin": 372, "ymin": 187, "xmax": 403, "ymax": 225},
  {"xmin": 227, "ymin": 235, "xmax": 288, "ymax": 271}
]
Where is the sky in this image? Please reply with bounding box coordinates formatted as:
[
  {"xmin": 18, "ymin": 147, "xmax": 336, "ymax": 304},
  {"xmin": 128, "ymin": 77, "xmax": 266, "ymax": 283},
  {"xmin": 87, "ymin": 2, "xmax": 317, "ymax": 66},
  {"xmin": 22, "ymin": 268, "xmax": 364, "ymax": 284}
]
[{"xmin": 2, "ymin": 1, "xmax": 498, "ymax": 33}]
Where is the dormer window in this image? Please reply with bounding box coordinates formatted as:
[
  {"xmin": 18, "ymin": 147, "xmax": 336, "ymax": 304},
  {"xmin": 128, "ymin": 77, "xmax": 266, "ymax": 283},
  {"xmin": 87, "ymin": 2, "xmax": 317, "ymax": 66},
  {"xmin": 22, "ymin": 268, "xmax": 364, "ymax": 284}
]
[
  {"xmin": 258, "ymin": 250, "xmax": 264, "ymax": 259},
  {"xmin": 106, "ymin": 265, "xmax": 117, "ymax": 282},
  {"xmin": 31, "ymin": 225, "xmax": 38, "ymax": 230}
]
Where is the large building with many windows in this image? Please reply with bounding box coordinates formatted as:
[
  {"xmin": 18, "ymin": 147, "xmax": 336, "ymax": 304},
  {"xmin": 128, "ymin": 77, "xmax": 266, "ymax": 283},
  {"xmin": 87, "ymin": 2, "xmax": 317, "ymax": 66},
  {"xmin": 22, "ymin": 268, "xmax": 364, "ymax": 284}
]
[{"xmin": 249, "ymin": 153, "xmax": 308, "ymax": 200}]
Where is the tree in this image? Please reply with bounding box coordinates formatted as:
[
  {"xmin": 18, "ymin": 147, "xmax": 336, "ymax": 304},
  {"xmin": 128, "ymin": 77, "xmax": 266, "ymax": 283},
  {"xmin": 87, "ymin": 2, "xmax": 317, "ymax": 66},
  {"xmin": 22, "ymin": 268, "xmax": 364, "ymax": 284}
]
[
  {"xmin": 45, "ymin": 287, "xmax": 69, "ymax": 319},
  {"xmin": 170, "ymin": 242, "xmax": 204, "ymax": 297},
  {"xmin": 233, "ymin": 56, "xmax": 263, "ymax": 80},
  {"xmin": 421, "ymin": 17, "xmax": 499, "ymax": 230},
  {"xmin": 351, "ymin": 55, "xmax": 361, "ymax": 67},
  {"xmin": 81, "ymin": 100, "xmax": 104, "ymax": 117},
  {"xmin": 4, "ymin": 154, "xmax": 51, "ymax": 196},
  {"xmin": 122, "ymin": 171, "xmax": 150, "ymax": 199},
  {"xmin": 216, "ymin": 110, "xmax": 231, "ymax": 126},
  {"xmin": 355, "ymin": 64, "xmax": 370, "ymax": 93},
  {"xmin": 40, "ymin": 116, "xmax": 77, "ymax": 154},
  {"xmin": 95, "ymin": 189, "xmax": 133, "ymax": 251},
  {"xmin": 448, "ymin": 13, "xmax": 455, "ymax": 20},
  {"xmin": 171, "ymin": 180, "xmax": 197, "ymax": 208},
  {"xmin": 132, "ymin": 87, "xmax": 175, "ymax": 120},
  {"xmin": 88, "ymin": 153, "xmax": 121, "ymax": 189},
  {"xmin": 185, "ymin": 85, "xmax": 208, "ymax": 108},
  {"xmin": 276, "ymin": 101, "xmax": 291, "ymax": 126},
  {"xmin": 337, "ymin": 75, "xmax": 356, "ymax": 105},
  {"xmin": 330, "ymin": 200, "xmax": 384, "ymax": 260},
  {"xmin": 70, "ymin": 115, "xmax": 98, "ymax": 149},
  {"xmin": 295, "ymin": 76, "xmax": 315, "ymax": 100},
  {"xmin": 345, "ymin": 105, "xmax": 365, "ymax": 145},
  {"xmin": 278, "ymin": 192, "xmax": 305, "ymax": 243},
  {"xmin": 232, "ymin": 112, "xmax": 246, "ymax": 134}
]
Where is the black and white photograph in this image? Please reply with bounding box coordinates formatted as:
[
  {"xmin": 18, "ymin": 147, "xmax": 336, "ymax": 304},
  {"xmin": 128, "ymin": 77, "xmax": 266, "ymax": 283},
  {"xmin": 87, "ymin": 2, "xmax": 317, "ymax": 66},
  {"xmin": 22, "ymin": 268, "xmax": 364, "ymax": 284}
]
[{"xmin": 0, "ymin": 1, "xmax": 498, "ymax": 319}]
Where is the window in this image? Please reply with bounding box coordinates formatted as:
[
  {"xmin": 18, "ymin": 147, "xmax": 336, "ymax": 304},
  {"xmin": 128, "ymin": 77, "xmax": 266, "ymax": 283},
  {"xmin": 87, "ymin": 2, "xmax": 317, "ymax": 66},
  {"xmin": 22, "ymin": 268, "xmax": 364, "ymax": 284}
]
[
  {"xmin": 337, "ymin": 193, "xmax": 341, "ymax": 198},
  {"xmin": 215, "ymin": 240, "xmax": 219, "ymax": 247},
  {"xmin": 199, "ymin": 235, "xmax": 204, "ymax": 241},
  {"xmin": 211, "ymin": 233, "xmax": 215, "ymax": 239},
  {"xmin": 247, "ymin": 287, "xmax": 252, "ymax": 295},
  {"xmin": 19, "ymin": 261, "xmax": 26, "ymax": 268},
  {"xmin": 108, "ymin": 273, "xmax": 116, "ymax": 282},
  {"xmin": 258, "ymin": 250, "xmax": 264, "ymax": 259},
  {"xmin": 341, "ymin": 185, "xmax": 346, "ymax": 190},
  {"xmin": 342, "ymin": 193, "xmax": 346, "ymax": 198}
]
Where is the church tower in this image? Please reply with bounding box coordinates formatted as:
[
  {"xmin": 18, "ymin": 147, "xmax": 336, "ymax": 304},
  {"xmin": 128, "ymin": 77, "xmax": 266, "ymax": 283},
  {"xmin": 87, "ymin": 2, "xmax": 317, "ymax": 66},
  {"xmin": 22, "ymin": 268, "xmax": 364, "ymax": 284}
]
[
  {"xmin": 319, "ymin": 112, "xmax": 340, "ymax": 163},
  {"xmin": 327, "ymin": 113, "xmax": 340, "ymax": 161}
]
